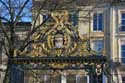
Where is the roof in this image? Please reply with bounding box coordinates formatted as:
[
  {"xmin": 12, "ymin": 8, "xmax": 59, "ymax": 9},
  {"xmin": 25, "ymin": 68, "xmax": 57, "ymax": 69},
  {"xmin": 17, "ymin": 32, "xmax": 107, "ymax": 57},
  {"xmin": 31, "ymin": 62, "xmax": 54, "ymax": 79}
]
[
  {"xmin": 32, "ymin": 0, "xmax": 124, "ymax": 10},
  {"xmin": 0, "ymin": 22, "xmax": 31, "ymax": 32},
  {"xmin": 2, "ymin": 22, "xmax": 32, "ymax": 26}
]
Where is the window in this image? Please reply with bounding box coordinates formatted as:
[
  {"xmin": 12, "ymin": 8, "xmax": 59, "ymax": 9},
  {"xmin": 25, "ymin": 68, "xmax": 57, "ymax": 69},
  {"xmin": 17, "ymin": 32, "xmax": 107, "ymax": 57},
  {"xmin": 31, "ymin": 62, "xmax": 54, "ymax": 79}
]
[
  {"xmin": 122, "ymin": 76, "xmax": 125, "ymax": 83},
  {"xmin": 67, "ymin": 74, "xmax": 89, "ymax": 83},
  {"xmin": 69, "ymin": 13, "xmax": 78, "ymax": 26},
  {"xmin": 93, "ymin": 13, "xmax": 104, "ymax": 31},
  {"xmin": 121, "ymin": 45, "xmax": 125, "ymax": 63},
  {"xmin": 92, "ymin": 40, "xmax": 104, "ymax": 52},
  {"xmin": 67, "ymin": 75, "xmax": 76, "ymax": 83},
  {"xmin": 91, "ymin": 74, "xmax": 103, "ymax": 83},
  {"xmin": 43, "ymin": 14, "xmax": 53, "ymax": 22},
  {"xmin": 121, "ymin": 13, "xmax": 125, "ymax": 31},
  {"xmin": 51, "ymin": 75, "xmax": 61, "ymax": 83},
  {"xmin": 76, "ymin": 75, "xmax": 89, "ymax": 83}
]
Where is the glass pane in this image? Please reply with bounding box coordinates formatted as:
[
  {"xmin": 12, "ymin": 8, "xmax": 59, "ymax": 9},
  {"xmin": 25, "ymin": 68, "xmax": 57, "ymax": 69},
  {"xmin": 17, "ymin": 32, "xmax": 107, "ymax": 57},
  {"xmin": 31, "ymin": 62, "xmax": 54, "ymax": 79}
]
[
  {"xmin": 93, "ymin": 24, "xmax": 97, "ymax": 30},
  {"xmin": 122, "ymin": 20, "xmax": 125, "ymax": 24},
  {"xmin": 43, "ymin": 15, "xmax": 52, "ymax": 22},
  {"xmin": 43, "ymin": 15, "xmax": 48, "ymax": 20},
  {"xmin": 122, "ymin": 58, "xmax": 125, "ymax": 63},
  {"xmin": 98, "ymin": 41, "xmax": 103, "ymax": 45},
  {"xmin": 121, "ymin": 26, "xmax": 125, "ymax": 31},
  {"xmin": 122, "ymin": 45, "xmax": 125, "ymax": 50},
  {"xmin": 94, "ymin": 14, "xmax": 97, "ymax": 19},
  {"xmin": 93, "ymin": 40, "xmax": 103, "ymax": 51},
  {"xmin": 93, "ymin": 13, "xmax": 103, "ymax": 31},
  {"xmin": 91, "ymin": 74, "xmax": 103, "ymax": 83},
  {"xmin": 67, "ymin": 75, "xmax": 76, "ymax": 83},
  {"xmin": 98, "ymin": 23, "xmax": 103, "ymax": 31},
  {"xmin": 97, "ymin": 47, "xmax": 103, "ymax": 51},
  {"xmin": 94, "ymin": 17, "xmax": 97, "ymax": 22},
  {"xmin": 69, "ymin": 13, "xmax": 78, "ymax": 26},
  {"xmin": 72, "ymin": 14, "xmax": 78, "ymax": 26},
  {"xmin": 122, "ymin": 76, "xmax": 125, "ymax": 81},
  {"xmin": 98, "ymin": 18, "xmax": 102, "ymax": 23},
  {"xmin": 93, "ymin": 18, "xmax": 97, "ymax": 30},
  {"xmin": 122, "ymin": 13, "xmax": 125, "ymax": 19},
  {"xmin": 99, "ymin": 17, "xmax": 103, "ymax": 23},
  {"xmin": 98, "ymin": 14, "xmax": 103, "ymax": 31},
  {"xmin": 98, "ymin": 13, "xmax": 103, "ymax": 19},
  {"xmin": 122, "ymin": 52, "xmax": 125, "ymax": 57},
  {"xmin": 122, "ymin": 13, "xmax": 125, "ymax": 32}
]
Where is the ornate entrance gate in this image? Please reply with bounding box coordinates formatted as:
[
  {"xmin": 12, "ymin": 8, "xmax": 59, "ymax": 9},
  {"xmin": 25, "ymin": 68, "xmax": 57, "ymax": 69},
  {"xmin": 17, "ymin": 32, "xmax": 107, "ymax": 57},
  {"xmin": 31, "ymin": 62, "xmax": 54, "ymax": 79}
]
[
  {"xmin": 11, "ymin": 10, "xmax": 107, "ymax": 83},
  {"xmin": 11, "ymin": 56, "xmax": 106, "ymax": 83}
]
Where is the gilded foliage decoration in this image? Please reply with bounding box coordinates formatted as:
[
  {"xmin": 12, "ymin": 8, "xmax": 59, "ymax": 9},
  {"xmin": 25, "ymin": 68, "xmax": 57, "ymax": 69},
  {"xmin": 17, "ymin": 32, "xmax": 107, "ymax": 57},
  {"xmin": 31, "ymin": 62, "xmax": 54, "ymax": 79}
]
[{"xmin": 14, "ymin": 10, "xmax": 104, "ymax": 57}]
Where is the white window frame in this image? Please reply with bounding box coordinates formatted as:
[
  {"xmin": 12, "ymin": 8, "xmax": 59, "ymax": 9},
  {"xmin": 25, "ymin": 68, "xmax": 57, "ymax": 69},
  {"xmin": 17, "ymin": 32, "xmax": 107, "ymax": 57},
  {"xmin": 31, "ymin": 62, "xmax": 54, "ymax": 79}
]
[
  {"xmin": 91, "ymin": 39, "xmax": 104, "ymax": 53},
  {"xmin": 91, "ymin": 8, "xmax": 105, "ymax": 32},
  {"xmin": 118, "ymin": 9, "xmax": 125, "ymax": 32},
  {"xmin": 120, "ymin": 39, "xmax": 125, "ymax": 64}
]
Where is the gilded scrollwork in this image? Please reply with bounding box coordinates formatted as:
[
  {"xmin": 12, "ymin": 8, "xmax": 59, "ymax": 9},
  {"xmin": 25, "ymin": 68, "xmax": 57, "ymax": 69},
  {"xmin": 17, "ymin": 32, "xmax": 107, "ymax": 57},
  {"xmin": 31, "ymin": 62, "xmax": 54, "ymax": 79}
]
[
  {"xmin": 49, "ymin": 63, "xmax": 68, "ymax": 69},
  {"xmin": 14, "ymin": 10, "xmax": 101, "ymax": 57}
]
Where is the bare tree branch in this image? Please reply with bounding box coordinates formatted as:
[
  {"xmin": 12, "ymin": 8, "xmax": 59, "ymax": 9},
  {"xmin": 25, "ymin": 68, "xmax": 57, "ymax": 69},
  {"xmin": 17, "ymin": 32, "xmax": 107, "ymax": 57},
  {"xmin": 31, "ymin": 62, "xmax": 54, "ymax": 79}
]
[
  {"xmin": 0, "ymin": 0, "xmax": 112, "ymax": 83},
  {"xmin": 0, "ymin": 17, "xmax": 10, "ymax": 22},
  {"xmin": 0, "ymin": 20, "xmax": 11, "ymax": 49},
  {"xmin": 19, "ymin": 0, "xmax": 58, "ymax": 51},
  {"xmin": 14, "ymin": 0, "xmax": 30, "ymax": 23},
  {"xmin": 0, "ymin": 0, "xmax": 9, "ymax": 11}
]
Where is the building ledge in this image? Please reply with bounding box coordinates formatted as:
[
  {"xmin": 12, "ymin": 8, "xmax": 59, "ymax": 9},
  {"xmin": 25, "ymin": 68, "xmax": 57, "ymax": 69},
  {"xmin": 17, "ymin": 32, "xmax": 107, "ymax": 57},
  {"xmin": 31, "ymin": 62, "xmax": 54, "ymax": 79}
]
[{"xmin": 90, "ymin": 32, "xmax": 104, "ymax": 38}]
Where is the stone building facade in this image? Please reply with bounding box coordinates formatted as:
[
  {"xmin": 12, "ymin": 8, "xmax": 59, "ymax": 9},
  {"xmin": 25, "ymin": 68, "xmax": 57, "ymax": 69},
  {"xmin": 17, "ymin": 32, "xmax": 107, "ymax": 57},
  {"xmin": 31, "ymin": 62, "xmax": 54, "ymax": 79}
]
[
  {"xmin": 32, "ymin": 0, "xmax": 125, "ymax": 83},
  {"xmin": 1, "ymin": 0, "xmax": 125, "ymax": 83}
]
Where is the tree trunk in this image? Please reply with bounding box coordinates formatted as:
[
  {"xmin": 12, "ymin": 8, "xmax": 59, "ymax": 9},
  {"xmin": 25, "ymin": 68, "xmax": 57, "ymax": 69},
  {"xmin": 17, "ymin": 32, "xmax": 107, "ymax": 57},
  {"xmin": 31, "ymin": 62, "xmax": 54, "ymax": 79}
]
[{"xmin": 3, "ymin": 58, "xmax": 11, "ymax": 83}]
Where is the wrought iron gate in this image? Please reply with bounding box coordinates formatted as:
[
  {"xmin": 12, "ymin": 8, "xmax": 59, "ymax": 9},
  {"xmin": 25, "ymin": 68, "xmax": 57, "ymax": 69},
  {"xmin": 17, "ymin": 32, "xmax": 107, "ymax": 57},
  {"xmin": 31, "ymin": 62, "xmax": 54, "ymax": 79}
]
[
  {"xmin": 10, "ymin": 56, "xmax": 107, "ymax": 83},
  {"xmin": 10, "ymin": 10, "xmax": 107, "ymax": 83}
]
